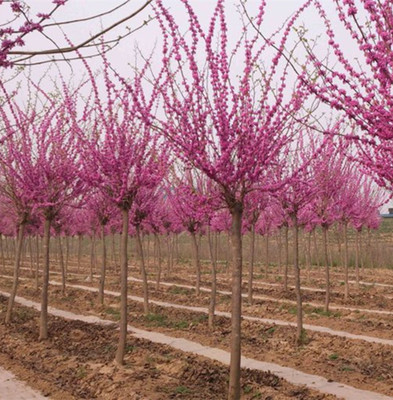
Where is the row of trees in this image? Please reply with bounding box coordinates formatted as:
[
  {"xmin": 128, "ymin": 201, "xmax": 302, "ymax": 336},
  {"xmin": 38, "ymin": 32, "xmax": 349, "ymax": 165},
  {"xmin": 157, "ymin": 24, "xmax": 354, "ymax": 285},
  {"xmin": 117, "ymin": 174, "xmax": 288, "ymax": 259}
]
[{"xmin": 2, "ymin": 0, "xmax": 393, "ymax": 399}]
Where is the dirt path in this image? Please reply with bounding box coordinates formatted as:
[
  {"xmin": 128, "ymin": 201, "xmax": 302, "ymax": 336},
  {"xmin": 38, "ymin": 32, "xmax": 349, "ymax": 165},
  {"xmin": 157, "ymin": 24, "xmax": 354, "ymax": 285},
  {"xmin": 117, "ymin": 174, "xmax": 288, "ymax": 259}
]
[
  {"xmin": 132, "ymin": 276, "xmax": 393, "ymax": 316},
  {"xmin": 3, "ymin": 273, "xmax": 393, "ymax": 346},
  {"xmin": 0, "ymin": 366, "xmax": 46, "ymax": 400},
  {"xmin": 1, "ymin": 289, "xmax": 393, "ymax": 400},
  {"xmin": 45, "ymin": 278, "xmax": 393, "ymax": 347}
]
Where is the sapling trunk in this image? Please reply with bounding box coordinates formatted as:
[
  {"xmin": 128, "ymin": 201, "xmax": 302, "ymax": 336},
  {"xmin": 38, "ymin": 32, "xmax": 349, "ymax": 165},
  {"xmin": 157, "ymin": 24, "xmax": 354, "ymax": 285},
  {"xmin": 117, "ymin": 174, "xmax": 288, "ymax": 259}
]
[
  {"xmin": 4, "ymin": 236, "xmax": 9, "ymax": 262},
  {"xmin": 337, "ymin": 227, "xmax": 342, "ymax": 268},
  {"xmin": 169, "ymin": 234, "xmax": 175, "ymax": 273},
  {"xmin": 277, "ymin": 230, "xmax": 282, "ymax": 275},
  {"xmin": 54, "ymin": 238, "xmax": 59, "ymax": 268},
  {"xmin": 98, "ymin": 224, "xmax": 107, "ymax": 305},
  {"xmin": 292, "ymin": 216, "xmax": 303, "ymax": 344},
  {"xmin": 77, "ymin": 234, "xmax": 82, "ymax": 273},
  {"xmin": 284, "ymin": 225, "xmax": 289, "ymax": 292},
  {"xmin": 5, "ymin": 223, "xmax": 25, "ymax": 324},
  {"xmin": 146, "ymin": 235, "xmax": 150, "ymax": 269},
  {"xmin": 214, "ymin": 232, "xmax": 218, "ymax": 271},
  {"xmin": 89, "ymin": 235, "xmax": 95, "ymax": 282},
  {"xmin": 207, "ymin": 226, "xmax": 217, "ymax": 329},
  {"xmin": 322, "ymin": 226, "xmax": 330, "ymax": 313},
  {"xmin": 35, "ymin": 234, "xmax": 40, "ymax": 290},
  {"xmin": 367, "ymin": 228, "xmax": 373, "ymax": 269},
  {"xmin": 165, "ymin": 235, "xmax": 171, "ymax": 277},
  {"xmin": 264, "ymin": 234, "xmax": 269, "ymax": 280},
  {"xmin": 190, "ymin": 230, "xmax": 201, "ymax": 296},
  {"xmin": 226, "ymin": 233, "xmax": 230, "ymax": 274},
  {"xmin": 57, "ymin": 236, "xmax": 66, "ymax": 295},
  {"xmin": 0, "ymin": 234, "xmax": 5, "ymax": 272},
  {"xmin": 115, "ymin": 208, "xmax": 129, "ymax": 365},
  {"xmin": 175, "ymin": 233, "xmax": 180, "ymax": 264},
  {"xmin": 11, "ymin": 237, "xmax": 16, "ymax": 262},
  {"xmin": 65, "ymin": 236, "xmax": 69, "ymax": 276},
  {"xmin": 306, "ymin": 232, "xmax": 312, "ymax": 282},
  {"xmin": 343, "ymin": 223, "xmax": 349, "ymax": 301},
  {"xmin": 248, "ymin": 223, "xmax": 255, "ymax": 304},
  {"xmin": 136, "ymin": 225, "xmax": 149, "ymax": 314},
  {"xmin": 28, "ymin": 236, "xmax": 34, "ymax": 277},
  {"xmin": 327, "ymin": 230, "xmax": 333, "ymax": 270},
  {"xmin": 359, "ymin": 230, "xmax": 364, "ymax": 271},
  {"xmin": 313, "ymin": 230, "xmax": 319, "ymax": 269},
  {"xmin": 39, "ymin": 217, "xmax": 52, "ymax": 340},
  {"xmin": 155, "ymin": 234, "xmax": 162, "ymax": 290},
  {"xmin": 355, "ymin": 230, "xmax": 360, "ymax": 288},
  {"xmin": 228, "ymin": 205, "xmax": 242, "ymax": 400}
]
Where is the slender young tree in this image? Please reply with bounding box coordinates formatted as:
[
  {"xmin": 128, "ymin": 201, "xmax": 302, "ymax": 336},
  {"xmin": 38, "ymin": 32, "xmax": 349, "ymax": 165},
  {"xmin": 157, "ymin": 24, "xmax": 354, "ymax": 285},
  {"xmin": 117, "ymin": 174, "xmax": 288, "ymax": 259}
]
[
  {"xmin": 151, "ymin": 1, "xmax": 311, "ymax": 397},
  {"xmin": 77, "ymin": 53, "xmax": 167, "ymax": 365}
]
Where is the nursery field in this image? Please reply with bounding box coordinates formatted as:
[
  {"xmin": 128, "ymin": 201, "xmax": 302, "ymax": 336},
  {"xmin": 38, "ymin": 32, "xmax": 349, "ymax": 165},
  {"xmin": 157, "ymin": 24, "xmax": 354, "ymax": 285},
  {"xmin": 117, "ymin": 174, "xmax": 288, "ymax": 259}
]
[
  {"xmin": 2, "ymin": 0, "xmax": 393, "ymax": 399},
  {"xmin": 1, "ymin": 227, "xmax": 393, "ymax": 400}
]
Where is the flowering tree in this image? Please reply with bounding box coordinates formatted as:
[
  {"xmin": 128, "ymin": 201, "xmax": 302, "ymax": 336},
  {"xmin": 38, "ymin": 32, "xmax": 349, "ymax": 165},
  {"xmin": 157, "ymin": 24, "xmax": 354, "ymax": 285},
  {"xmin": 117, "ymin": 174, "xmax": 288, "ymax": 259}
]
[
  {"xmin": 272, "ymin": 139, "xmax": 318, "ymax": 343},
  {"xmin": 130, "ymin": 185, "xmax": 167, "ymax": 314},
  {"xmin": 77, "ymin": 55, "xmax": 167, "ymax": 365},
  {"xmin": 167, "ymin": 168, "xmax": 214, "ymax": 297},
  {"xmin": 85, "ymin": 192, "xmax": 116, "ymax": 304},
  {"xmin": 152, "ymin": 1, "xmax": 311, "ymax": 397},
  {"xmin": 298, "ymin": 0, "xmax": 393, "ymax": 219},
  {"xmin": 309, "ymin": 140, "xmax": 349, "ymax": 312},
  {"xmin": 244, "ymin": 191, "xmax": 271, "ymax": 304},
  {"xmin": 18, "ymin": 90, "xmax": 83, "ymax": 340}
]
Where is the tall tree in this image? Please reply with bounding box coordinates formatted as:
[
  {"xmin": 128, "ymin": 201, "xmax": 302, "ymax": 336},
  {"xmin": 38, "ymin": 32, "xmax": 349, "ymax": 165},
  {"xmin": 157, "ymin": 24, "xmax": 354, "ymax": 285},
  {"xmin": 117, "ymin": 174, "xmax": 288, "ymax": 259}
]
[{"xmin": 151, "ymin": 1, "xmax": 311, "ymax": 397}]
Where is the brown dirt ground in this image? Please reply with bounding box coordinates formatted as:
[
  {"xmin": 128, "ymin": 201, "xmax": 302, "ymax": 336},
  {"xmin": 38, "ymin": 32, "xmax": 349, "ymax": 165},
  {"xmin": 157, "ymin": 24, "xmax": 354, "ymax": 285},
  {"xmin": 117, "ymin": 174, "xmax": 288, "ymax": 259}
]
[
  {"xmin": 2, "ymin": 277, "xmax": 393, "ymax": 397},
  {"xmin": 0, "ymin": 295, "xmax": 335, "ymax": 400}
]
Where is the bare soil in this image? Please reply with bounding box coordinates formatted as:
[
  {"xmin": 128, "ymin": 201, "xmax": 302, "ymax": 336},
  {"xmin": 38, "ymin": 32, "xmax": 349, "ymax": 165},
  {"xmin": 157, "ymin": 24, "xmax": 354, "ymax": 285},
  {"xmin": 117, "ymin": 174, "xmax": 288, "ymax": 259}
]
[
  {"xmin": 0, "ymin": 295, "xmax": 332, "ymax": 400},
  {"xmin": 2, "ymin": 277, "xmax": 393, "ymax": 397}
]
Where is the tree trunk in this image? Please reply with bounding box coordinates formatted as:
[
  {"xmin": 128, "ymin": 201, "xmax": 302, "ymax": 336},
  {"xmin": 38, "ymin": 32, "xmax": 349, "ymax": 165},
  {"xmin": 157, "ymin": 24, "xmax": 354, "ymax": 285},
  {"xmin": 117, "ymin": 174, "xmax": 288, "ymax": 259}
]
[
  {"xmin": 284, "ymin": 225, "xmax": 289, "ymax": 292},
  {"xmin": 327, "ymin": 230, "xmax": 333, "ymax": 270},
  {"xmin": 323, "ymin": 226, "xmax": 330, "ymax": 313},
  {"xmin": 39, "ymin": 218, "xmax": 52, "ymax": 340},
  {"xmin": 77, "ymin": 234, "xmax": 82, "ymax": 273},
  {"xmin": 277, "ymin": 230, "xmax": 282, "ymax": 275},
  {"xmin": 313, "ymin": 230, "xmax": 319, "ymax": 269},
  {"xmin": 165, "ymin": 235, "xmax": 171, "ymax": 277},
  {"xmin": 207, "ymin": 226, "xmax": 217, "ymax": 329},
  {"xmin": 4, "ymin": 235, "xmax": 9, "ymax": 262},
  {"xmin": 35, "ymin": 234, "xmax": 40, "ymax": 290},
  {"xmin": 111, "ymin": 233, "xmax": 117, "ymax": 273},
  {"xmin": 228, "ymin": 205, "xmax": 243, "ymax": 400},
  {"xmin": 306, "ymin": 231, "xmax": 312, "ymax": 282},
  {"xmin": 264, "ymin": 234, "xmax": 269, "ymax": 280},
  {"xmin": 367, "ymin": 228, "xmax": 373, "ymax": 269},
  {"xmin": 136, "ymin": 225, "xmax": 149, "ymax": 314},
  {"xmin": 144, "ymin": 235, "xmax": 148, "ymax": 268},
  {"xmin": 5, "ymin": 224, "xmax": 25, "ymax": 324},
  {"xmin": 155, "ymin": 234, "xmax": 162, "ymax": 290},
  {"xmin": 57, "ymin": 236, "xmax": 66, "ymax": 295},
  {"xmin": 115, "ymin": 208, "xmax": 129, "ymax": 365},
  {"xmin": 28, "ymin": 236, "xmax": 34, "ymax": 277},
  {"xmin": 190, "ymin": 231, "xmax": 201, "ymax": 296},
  {"xmin": 90, "ymin": 235, "xmax": 95, "ymax": 282},
  {"xmin": 65, "ymin": 236, "xmax": 69, "ymax": 276},
  {"xmin": 0, "ymin": 234, "xmax": 5, "ymax": 273},
  {"xmin": 343, "ymin": 223, "xmax": 349, "ymax": 301},
  {"xmin": 248, "ymin": 224, "xmax": 255, "ymax": 305},
  {"xmin": 175, "ymin": 233, "xmax": 180, "ymax": 264},
  {"xmin": 98, "ymin": 225, "xmax": 107, "ymax": 305},
  {"xmin": 292, "ymin": 216, "xmax": 303, "ymax": 344},
  {"xmin": 359, "ymin": 230, "xmax": 364, "ymax": 271},
  {"xmin": 355, "ymin": 230, "xmax": 360, "ymax": 288}
]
